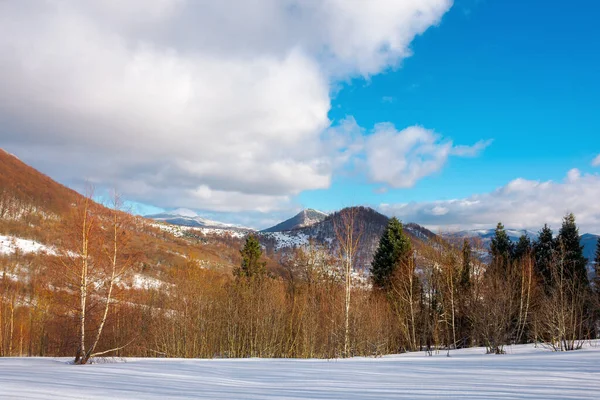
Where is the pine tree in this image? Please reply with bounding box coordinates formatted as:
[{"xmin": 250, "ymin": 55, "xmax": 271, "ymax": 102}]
[
  {"xmin": 556, "ymin": 213, "xmax": 588, "ymax": 286},
  {"xmin": 490, "ymin": 222, "xmax": 513, "ymax": 273},
  {"xmin": 514, "ymin": 234, "xmax": 532, "ymax": 261},
  {"xmin": 235, "ymin": 235, "xmax": 266, "ymax": 278},
  {"xmin": 534, "ymin": 224, "xmax": 555, "ymax": 291},
  {"xmin": 370, "ymin": 217, "xmax": 411, "ymax": 289}
]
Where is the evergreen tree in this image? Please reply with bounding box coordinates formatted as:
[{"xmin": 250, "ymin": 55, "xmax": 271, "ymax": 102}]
[
  {"xmin": 593, "ymin": 237, "xmax": 600, "ymax": 293},
  {"xmin": 534, "ymin": 224, "xmax": 555, "ymax": 291},
  {"xmin": 514, "ymin": 234, "xmax": 532, "ymax": 261},
  {"xmin": 556, "ymin": 213, "xmax": 588, "ymax": 285},
  {"xmin": 460, "ymin": 238, "xmax": 472, "ymax": 289},
  {"xmin": 370, "ymin": 217, "xmax": 411, "ymax": 289},
  {"xmin": 490, "ymin": 222, "xmax": 513, "ymax": 273},
  {"xmin": 235, "ymin": 235, "xmax": 266, "ymax": 278}
]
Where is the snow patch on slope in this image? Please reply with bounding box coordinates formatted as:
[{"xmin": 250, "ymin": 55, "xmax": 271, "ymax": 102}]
[
  {"xmin": 261, "ymin": 231, "xmax": 310, "ymax": 249},
  {"xmin": 0, "ymin": 235, "xmax": 55, "ymax": 256}
]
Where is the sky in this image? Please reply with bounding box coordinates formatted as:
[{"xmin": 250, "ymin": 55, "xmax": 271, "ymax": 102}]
[{"xmin": 0, "ymin": 0, "xmax": 599, "ymax": 233}]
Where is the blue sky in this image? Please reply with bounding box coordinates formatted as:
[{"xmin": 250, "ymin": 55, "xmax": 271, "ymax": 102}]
[
  {"xmin": 1, "ymin": 0, "xmax": 599, "ymax": 232},
  {"xmin": 301, "ymin": 0, "xmax": 600, "ymax": 211}
]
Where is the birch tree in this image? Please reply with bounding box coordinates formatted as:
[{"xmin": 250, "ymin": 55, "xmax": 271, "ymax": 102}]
[
  {"xmin": 334, "ymin": 207, "xmax": 362, "ymax": 358},
  {"xmin": 57, "ymin": 188, "xmax": 134, "ymax": 364}
]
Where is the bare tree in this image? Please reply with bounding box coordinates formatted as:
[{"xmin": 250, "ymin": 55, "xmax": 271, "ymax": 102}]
[
  {"xmin": 390, "ymin": 252, "xmax": 419, "ymax": 352},
  {"xmin": 334, "ymin": 207, "xmax": 362, "ymax": 357},
  {"xmin": 57, "ymin": 188, "xmax": 135, "ymax": 364},
  {"xmin": 538, "ymin": 245, "xmax": 591, "ymax": 351}
]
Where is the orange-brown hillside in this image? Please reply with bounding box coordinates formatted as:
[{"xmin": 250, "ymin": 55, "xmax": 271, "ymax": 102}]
[
  {"xmin": 0, "ymin": 148, "xmax": 82, "ymax": 216},
  {"xmin": 0, "ymin": 147, "xmax": 250, "ymax": 276}
]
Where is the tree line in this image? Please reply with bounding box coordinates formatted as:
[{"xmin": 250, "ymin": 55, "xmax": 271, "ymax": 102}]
[{"xmin": 1, "ymin": 202, "xmax": 599, "ymax": 362}]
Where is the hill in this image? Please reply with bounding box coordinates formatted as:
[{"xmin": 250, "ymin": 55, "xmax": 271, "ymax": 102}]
[
  {"xmin": 260, "ymin": 206, "xmax": 437, "ymax": 269},
  {"xmin": 146, "ymin": 208, "xmax": 253, "ymax": 232},
  {"xmin": 0, "ymin": 148, "xmax": 251, "ymax": 277}
]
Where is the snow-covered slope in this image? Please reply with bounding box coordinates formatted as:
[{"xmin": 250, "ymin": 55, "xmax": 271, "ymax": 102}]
[
  {"xmin": 1, "ymin": 342, "xmax": 599, "ymax": 399},
  {"xmin": 0, "ymin": 235, "xmax": 55, "ymax": 255},
  {"xmin": 263, "ymin": 209, "xmax": 328, "ymax": 232},
  {"xmin": 146, "ymin": 209, "xmax": 253, "ymax": 231}
]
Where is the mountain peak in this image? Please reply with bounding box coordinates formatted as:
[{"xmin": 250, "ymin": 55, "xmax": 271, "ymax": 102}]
[{"xmin": 263, "ymin": 208, "xmax": 328, "ymax": 232}]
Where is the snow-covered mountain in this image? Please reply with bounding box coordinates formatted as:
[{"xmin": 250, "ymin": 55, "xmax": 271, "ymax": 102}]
[
  {"xmin": 444, "ymin": 228, "xmax": 538, "ymax": 245},
  {"xmin": 146, "ymin": 209, "xmax": 253, "ymax": 231},
  {"xmin": 262, "ymin": 209, "xmax": 328, "ymax": 232}
]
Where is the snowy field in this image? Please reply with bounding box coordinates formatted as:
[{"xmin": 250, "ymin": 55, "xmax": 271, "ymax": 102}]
[{"xmin": 1, "ymin": 343, "xmax": 599, "ymax": 399}]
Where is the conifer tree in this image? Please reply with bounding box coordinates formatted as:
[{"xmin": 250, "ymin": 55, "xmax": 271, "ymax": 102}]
[
  {"xmin": 235, "ymin": 235, "xmax": 266, "ymax": 278},
  {"xmin": 514, "ymin": 234, "xmax": 532, "ymax": 261},
  {"xmin": 370, "ymin": 217, "xmax": 411, "ymax": 289},
  {"xmin": 594, "ymin": 238, "xmax": 600, "ymax": 296},
  {"xmin": 534, "ymin": 224, "xmax": 555, "ymax": 291},
  {"xmin": 556, "ymin": 213, "xmax": 588, "ymax": 285},
  {"xmin": 490, "ymin": 222, "xmax": 513, "ymax": 274}
]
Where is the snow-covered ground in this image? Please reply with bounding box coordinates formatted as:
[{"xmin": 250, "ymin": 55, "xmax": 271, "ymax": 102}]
[
  {"xmin": 1, "ymin": 343, "xmax": 599, "ymax": 399},
  {"xmin": 0, "ymin": 234, "xmax": 55, "ymax": 255}
]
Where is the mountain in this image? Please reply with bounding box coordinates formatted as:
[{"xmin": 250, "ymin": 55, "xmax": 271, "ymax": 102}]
[
  {"xmin": 444, "ymin": 228, "xmax": 538, "ymax": 245},
  {"xmin": 581, "ymin": 233, "xmax": 599, "ymax": 263},
  {"xmin": 146, "ymin": 209, "xmax": 253, "ymax": 231},
  {"xmin": 260, "ymin": 206, "xmax": 437, "ymax": 270},
  {"xmin": 262, "ymin": 209, "xmax": 328, "ymax": 232}
]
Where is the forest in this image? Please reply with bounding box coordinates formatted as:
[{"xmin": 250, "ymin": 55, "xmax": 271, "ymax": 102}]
[{"xmin": 1, "ymin": 187, "xmax": 599, "ymax": 363}]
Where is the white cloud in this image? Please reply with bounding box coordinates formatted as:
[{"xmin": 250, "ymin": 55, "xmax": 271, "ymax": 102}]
[
  {"xmin": 592, "ymin": 154, "xmax": 600, "ymax": 167},
  {"xmin": 364, "ymin": 124, "xmax": 490, "ymax": 188},
  {"xmin": 0, "ymin": 0, "xmax": 452, "ymax": 212},
  {"xmin": 380, "ymin": 169, "xmax": 600, "ymax": 234}
]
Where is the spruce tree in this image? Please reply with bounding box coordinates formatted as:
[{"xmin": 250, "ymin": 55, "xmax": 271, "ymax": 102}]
[
  {"xmin": 556, "ymin": 213, "xmax": 588, "ymax": 286},
  {"xmin": 514, "ymin": 234, "xmax": 532, "ymax": 261},
  {"xmin": 594, "ymin": 238, "xmax": 600, "ymax": 295},
  {"xmin": 235, "ymin": 235, "xmax": 266, "ymax": 278},
  {"xmin": 490, "ymin": 222, "xmax": 513, "ymax": 273},
  {"xmin": 534, "ymin": 224, "xmax": 555, "ymax": 291},
  {"xmin": 370, "ymin": 217, "xmax": 411, "ymax": 289}
]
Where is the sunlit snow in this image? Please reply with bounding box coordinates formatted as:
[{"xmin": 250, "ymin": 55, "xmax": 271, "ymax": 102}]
[{"xmin": 1, "ymin": 343, "xmax": 599, "ymax": 399}]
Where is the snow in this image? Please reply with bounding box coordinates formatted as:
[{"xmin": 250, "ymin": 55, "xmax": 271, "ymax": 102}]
[
  {"xmin": 149, "ymin": 222, "xmax": 247, "ymax": 239},
  {"xmin": 262, "ymin": 231, "xmax": 310, "ymax": 249},
  {"xmin": 0, "ymin": 235, "xmax": 55, "ymax": 255},
  {"xmin": 170, "ymin": 208, "xmax": 199, "ymax": 218},
  {"xmin": 148, "ymin": 211, "xmax": 254, "ymax": 230},
  {"xmin": 131, "ymin": 274, "xmax": 164, "ymax": 290},
  {"xmin": 1, "ymin": 343, "xmax": 599, "ymax": 399}
]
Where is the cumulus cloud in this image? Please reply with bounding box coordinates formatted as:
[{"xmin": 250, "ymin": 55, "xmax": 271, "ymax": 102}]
[
  {"xmin": 364, "ymin": 124, "xmax": 490, "ymax": 188},
  {"xmin": 380, "ymin": 169, "xmax": 600, "ymax": 234},
  {"xmin": 592, "ymin": 154, "xmax": 600, "ymax": 167},
  {"xmin": 0, "ymin": 0, "xmax": 452, "ymax": 213}
]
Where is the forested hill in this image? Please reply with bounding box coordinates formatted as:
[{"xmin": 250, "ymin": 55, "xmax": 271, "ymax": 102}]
[{"xmin": 260, "ymin": 206, "xmax": 438, "ymax": 269}]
